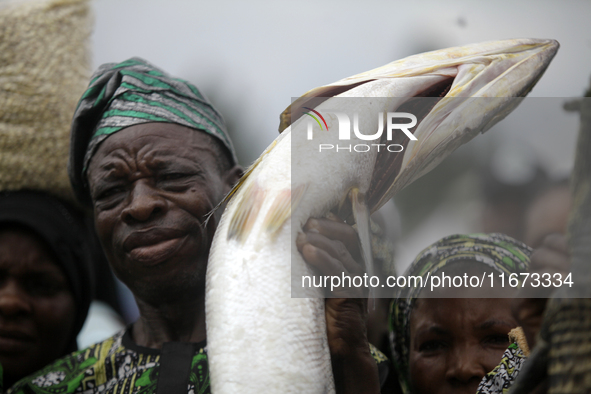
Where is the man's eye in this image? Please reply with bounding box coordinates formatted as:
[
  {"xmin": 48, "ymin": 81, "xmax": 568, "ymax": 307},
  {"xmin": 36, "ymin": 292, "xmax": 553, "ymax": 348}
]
[
  {"xmin": 158, "ymin": 173, "xmax": 194, "ymax": 192},
  {"xmin": 419, "ymin": 340, "xmax": 446, "ymax": 353},
  {"xmin": 97, "ymin": 186, "xmax": 124, "ymax": 200},
  {"xmin": 160, "ymin": 173, "xmax": 188, "ymax": 181}
]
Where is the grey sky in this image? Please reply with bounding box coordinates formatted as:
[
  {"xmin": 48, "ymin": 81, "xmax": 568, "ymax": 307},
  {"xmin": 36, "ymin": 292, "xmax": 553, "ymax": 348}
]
[{"xmin": 92, "ymin": 0, "xmax": 591, "ymax": 164}]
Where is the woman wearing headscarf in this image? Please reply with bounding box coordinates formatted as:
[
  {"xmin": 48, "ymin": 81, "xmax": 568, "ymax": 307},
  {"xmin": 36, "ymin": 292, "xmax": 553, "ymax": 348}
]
[
  {"xmin": 0, "ymin": 190, "xmax": 93, "ymax": 390},
  {"xmin": 389, "ymin": 233, "xmax": 531, "ymax": 394}
]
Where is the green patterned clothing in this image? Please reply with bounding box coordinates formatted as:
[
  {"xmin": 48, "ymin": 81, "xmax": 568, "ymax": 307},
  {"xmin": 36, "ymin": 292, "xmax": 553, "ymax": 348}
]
[
  {"xmin": 476, "ymin": 342, "xmax": 527, "ymax": 394},
  {"xmin": 7, "ymin": 329, "xmax": 210, "ymax": 394},
  {"xmin": 8, "ymin": 329, "xmax": 389, "ymax": 393}
]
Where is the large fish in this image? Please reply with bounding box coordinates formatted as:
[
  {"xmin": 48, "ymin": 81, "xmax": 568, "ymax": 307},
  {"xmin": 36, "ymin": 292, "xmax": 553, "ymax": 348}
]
[{"xmin": 206, "ymin": 39, "xmax": 559, "ymax": 393}]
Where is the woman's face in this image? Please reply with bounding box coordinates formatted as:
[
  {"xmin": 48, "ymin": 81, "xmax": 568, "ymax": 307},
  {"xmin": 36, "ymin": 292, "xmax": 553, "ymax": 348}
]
[
  {"xmin": 0, "ymin": 228, "xmax": 76, "ymax": 387},
  {"xmin": 408, "ymin": 297, "xmax": 517, "ymax": 394}
]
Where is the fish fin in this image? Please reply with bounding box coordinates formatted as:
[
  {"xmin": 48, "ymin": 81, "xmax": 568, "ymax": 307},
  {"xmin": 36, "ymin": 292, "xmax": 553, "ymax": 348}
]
[
  {"xmin": 350, "ymin": 188, "xmax": 375, "ymax": 301},
  {"xmin": 227, "ymin": 182, "xmax": 266, "ymax": 243},
  {"xmin": 262, "ymin": 184, "xmax": 308, "ymax": 238},
  {"xmin": 204, "ymin": 140, "xmax": 277, "ymax": 227},
  {"xmin": 278, "ymin": 80, "xmax": 376, "ymax": 133},
  {"xmin": 227, "ymin": 139, "xmax": 277, "ymax": 203}
]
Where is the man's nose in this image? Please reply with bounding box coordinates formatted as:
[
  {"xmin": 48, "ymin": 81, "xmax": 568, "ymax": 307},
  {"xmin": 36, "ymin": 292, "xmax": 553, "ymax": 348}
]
[
  {"xmin": 445, "ymin": 346, "xmax": 486, "ymax": 386},
  {"xmin": 0, "ymin": 280, "xmax": 31, "ymax": 317},
  {"xmin": 121, "ymin": 181, "xmax": 167, "ymax": 224}
]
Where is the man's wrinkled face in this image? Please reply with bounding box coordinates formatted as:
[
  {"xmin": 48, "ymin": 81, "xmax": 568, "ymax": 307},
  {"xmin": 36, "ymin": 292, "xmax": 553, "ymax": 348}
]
[{"xmin": 87, "ymin": 123, "xmax": 235, "ymax": 301}]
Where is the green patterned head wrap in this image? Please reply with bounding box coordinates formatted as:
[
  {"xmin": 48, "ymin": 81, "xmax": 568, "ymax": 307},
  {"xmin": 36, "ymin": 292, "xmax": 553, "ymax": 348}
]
[
  {"xmin": 68, "ymin": 57, "xmax": 237, "ymax": 206},
  {"xmin": 389, "ymin": 233, "xmax": 531, "ymax": 394}
]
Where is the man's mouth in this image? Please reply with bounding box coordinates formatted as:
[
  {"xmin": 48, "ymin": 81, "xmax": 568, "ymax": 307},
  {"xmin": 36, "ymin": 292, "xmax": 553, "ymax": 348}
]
[{"xmin": 123, "ymin": 228, "xmax": 188, "ymax": 266}]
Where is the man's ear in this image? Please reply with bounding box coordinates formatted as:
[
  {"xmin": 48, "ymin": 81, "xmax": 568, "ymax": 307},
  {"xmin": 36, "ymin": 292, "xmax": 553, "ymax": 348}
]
[{"xmin": 223, "ymin": 165, "xmax": 244, "ymax": 194}]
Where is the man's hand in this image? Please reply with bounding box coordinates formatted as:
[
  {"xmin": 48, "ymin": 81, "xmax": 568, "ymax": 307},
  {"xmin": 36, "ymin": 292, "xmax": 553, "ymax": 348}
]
[
  {"xmin": 512, "ymin": 233, "xmax": 571, "ymax": 348},
  {"xmin": 297, "ymin": 216, "xmax": 380, "ymax": 394}
]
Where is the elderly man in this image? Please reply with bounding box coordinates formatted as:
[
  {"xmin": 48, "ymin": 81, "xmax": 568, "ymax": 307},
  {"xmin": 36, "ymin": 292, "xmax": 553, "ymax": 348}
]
[{"xmin": 8, "ymin": 59, "xmax": 383, "ymax": 393}]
